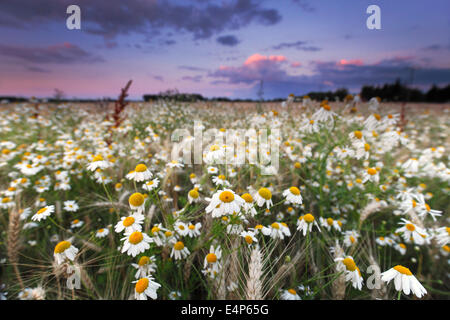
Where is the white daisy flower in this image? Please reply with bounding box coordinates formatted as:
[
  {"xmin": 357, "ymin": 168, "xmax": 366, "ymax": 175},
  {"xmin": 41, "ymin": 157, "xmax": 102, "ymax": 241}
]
[
  {"xmin": 170, "ymin": 241, "xmax": 190, "ymax": 260},
  {"xmin": 205, "ymin": 189, "xmax": 245, "ymax": 218},
  {"xmin": 297, "ymin": 213, "xmax": 321, "ymax": 236},
  {"xmin": 95, "ymin": 227, "xmax": 109, "ymax": 238},
  {"xmin": 87, "ymin": 155, "xmax": 110, "ymax": 171},
  {"xmin": 131, "ymin": 255, "xmax": 157, "ymax": 279},
  {"xmin": 282, "ymin": 186, "xmax": 303, "ymax": 205},
  {"xmin": 381, "ymin": 265, "xmax": 427, "ymax": 298},
  {"xmin": 115, "ymin": 212, "xmax": 145, "ymax": 233},
  {"xmin": 121, "ymin": 231, "xmax": 152, "ymax": 257},
  {"xmin": 186, "ymin": 222, "xmax": 201, "ymax": 237},
  {"xmin": 280, "ymin": 288, "xmax": 301, "ymax": 300},
  {"xmin": 254, "ymin": 187, "xmax": 273, "ymax": 209},
  {"xmin": 54, "ymin": 240, "xmax": 79, "ymax": 265},
  {"xmin": 31, "ymin": 205, "xmax": 54, "ymax": 222},
  {"xmin": 126, "ymin": 164, "xmax": 153, "ymax": 182},
  {"xmin": 133, "ymin": 276, "xmax": 161, "ymax": 300},
  {"xmin": 63, "ymin": 200, "xmax": 79, "ymax": 212}
]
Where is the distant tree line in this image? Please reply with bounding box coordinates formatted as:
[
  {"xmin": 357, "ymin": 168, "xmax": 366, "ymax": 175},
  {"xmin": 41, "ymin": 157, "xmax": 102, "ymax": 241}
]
[{"xmin": 360, "ymin": 80, "xmax": 450, "ymax": 102}]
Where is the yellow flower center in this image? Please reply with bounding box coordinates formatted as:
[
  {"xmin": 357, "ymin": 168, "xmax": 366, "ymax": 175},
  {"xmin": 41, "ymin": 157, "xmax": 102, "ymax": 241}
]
[
  {"xmin": 327, "ymin": 218, "xmax": 334, "ymax": 226},
  {"xmin": 206, "ymin": 253, "xmax": 217, "ymax": 263},
  {"xmin": 174, "ymin": 241, "xmax": 184, "ymax": 250},
  {"xmin": 393, "ymin": 265, "xmax": 412, "ymax": 275},
  {"xmin": 288, "ymin": 289, "xmax": 297, "ymax": 295},
  {"xmin": 271, "ymin": 222, "xmax": 280, "ymax": 229},
  {"xmin": 218, "ymin": 174, "xmax": 226, "ymax": 180},
  {"xmin": 54, "ymin": 241, "xmax": 71, "ymax": 253},
  {"xmin": 135, "ymin": 164, "xmax": 147, "ymax": 172},
  {"xmin": 129, "ymin": 193, "xmax": 145, "ymax": 207},
  {"xmin": 210, "ymin": 145, "xmax": 220, "ymax": 151},
  {"xmin": 322, "ymin": 104, "xmax": 331, "ymax": 111},
  {"xmin": 189, "ymin": 189, "xmax": 199, "ymax": 199},
  {"xmin": 304, "ymin": 213, "xmax": 314, "ymax": 223},
  {"xmin": 294, "ymin": 162, "xmax": 301, "ymax": 168},
  {"xmin": 135, "ymin": 278, "xmax": 149, "ymax": 293},
  {"xmin": 123, "ymin": 216, "xmax": 135, "ymax": 227},
  {"xmin": 138, "ymin": 256, "xmax": 150, "ymax": 266},
  {"xmin": 37, "ymin": 207, "xmax": 47, "ymax": 214},
  {"xmin": 129, "ymin": 231, "xmax": 143, "ymax": 244},
  {"xmin": 219, "ymin": 190, "xmax": 235, "ymax": 203},
  {"xmin": 245, "ymin": 235, "xmax": 253, "ymax": 244},
  {"xmin": 92, "ymin": 155, "xmax": 103, "ymax": 162},
  {"xmin": 258, "ymin": 188, "xmax": 272, "ymax": 200},
  {"xmin": 98, "ymin": 228, "xmax": 104, "ymax": 233},
  {"xmin": 354, "ymin": 131, "xmax": 363, "ymax": 139},
  {"xmin": 364, "ymin": 143, "xmax": 370, "ymax": 151},
  {"xmin": 367, "ymin": 168, "xmax": 377, "ymax": 175},
  {"xmin": 350, "ymin": 236, "xmax": 356, "ymax": 243},
  {"xmin": 405, "ymin": 223, "xmax": 415, "ymax": 232},
  {"xmin": 289, "ymin": 186, "xmax": 300, "ymax": 195},
  {"xmin": 342, "ymin": 258, "xmax": 356, "ymax": 271},
  {"xmin": 188, "ymin": 224, "xmax": 195, "ymax": 230},
  {"xmin": 241, "ymin": 193, "xmax": 253, "ymax": 203}
]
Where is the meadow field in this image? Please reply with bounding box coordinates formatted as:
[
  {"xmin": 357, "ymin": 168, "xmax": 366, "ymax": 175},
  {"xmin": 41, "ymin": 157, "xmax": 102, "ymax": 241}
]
[{"xmin": 0, "ymin": 98, "xmax": 448, "ymax": 300}]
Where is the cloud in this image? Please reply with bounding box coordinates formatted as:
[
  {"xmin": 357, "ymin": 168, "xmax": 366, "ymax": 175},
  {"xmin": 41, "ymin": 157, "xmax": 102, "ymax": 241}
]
[
  {"xmin": 216, "ymin": 35, "xmax": 240, "ymax": 46},
  {"xmin": 178, "ymin": 65, "xmax": 208, "ymax": 72},
  {"xmin": 25, "ymin": 66, "xmax": 51, "ymax": 73},
  {"xmin": 291, "ymin": 0, "xmax": 315, "ymax": 12},
  {"xmin": 0, "ymin": 0, "xmax": 281, "ymax": 40},
  {"xmin": 182, "ymin": 75, "xmax": 203, "ymax": 82},
  {"xmin": 151, "ymin": 75, "xmax": 164, "ymax": 81},
  {"xmin": 209, "ymin": 54, "xmax": 450, "ymax": 98},
  {"xmin": 0, "ymin": 42, "xmax": 104, "ymax": 64},
  {"xmin": 271, "ymin": 41, "xmax": 321, "ymax": 51},
  {"xmin": 422, "ymin": 44, "xmax": 450, "ymax": 51}
]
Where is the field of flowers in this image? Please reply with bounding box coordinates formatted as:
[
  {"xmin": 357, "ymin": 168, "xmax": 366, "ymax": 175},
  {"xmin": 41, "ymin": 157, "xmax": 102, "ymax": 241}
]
[{"xmin": 0, "ymin": 97, "xmax": 448, "ymax": 300}]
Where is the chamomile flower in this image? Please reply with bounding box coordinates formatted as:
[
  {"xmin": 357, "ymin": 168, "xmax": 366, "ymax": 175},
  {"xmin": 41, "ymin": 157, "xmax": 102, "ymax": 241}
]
[
  {"xmin": 186, "ymin": 222, "xmax": 202, "ymax": 237},
  {"xmin": 240, "ymin": 230, "xmax": 258, "ymax": 246},
  {"xmin": 54, "ymin": 240, "xmax": 79, "ymax": 264},
  {"xmin": 205, "ymin": 189, "xmax": 245, "ymax": 218},
  {"xmin": 212, "ymin": 174, "xmax": 231, "ymax": 187},
  {"xmin": 70, "ymin": 219, "xmax": 84, "ymax": 229},
  {"xmin": 362, "ymin": 167, "xmax": 380, "ymax": 183},
  {"xmin": 142, "ymin": 178, "xmax": 159, "ymax": 191},
  {"xmin": 282, "ymin": 186, "xmax": 303, "ymax": 205},
  {"xmin": 395, "ymin": 219, "xmax": 428, "ymax": 245},
  {"xmin": 262, "ymin": 222, "xmax": 291, "ymax": 240},
  {"xmin": 128, "ymin": 192, "xmax": 146, "ymax": 213},
  {"xmin": 121, "ymin": 231, "xmax": 152, "ymax": 257},
  {"xmin": 380, "ymin": 265, "xmax": 427, "ymax": 298},
  {"xmin": 297, "ymin": 213, "xmax": 321, "ymax": 236},
  {"xmin": 63, "ymin": 200, "xmax": 79, "ymax": 212},
  {"xmin": 241, "ymin": 193, "xmax": 257, "ymax": 217},
  {"xmin": 343, "ymin": 230, "xmax": 359, "ymax": 247},
  {"xmin": 319, "ymin": 217, "xmax": 341, "ymax": 232},
  {"xmin": 31, "ymin": 205, "xmax": 54, "ymax": 222},
  {"xmin": 187, "ymin": 188, "xmax": 201, "ymax": 203},
  {"xmin": 132, "ymin": 255, "xmax": 157, "ymax": 279},
  {"xmin": 335, "ymin": 256, "xmax": 364, "ymax": 290},
  {"xmin": 95, "ymin": 227, "xmax": 109, "ymax": 238},
  {"xmin": 87, "ymin": 155, "xmax": 110, "ymax": 171},
  {"xmin": 115, "ymin": 212, "xmax": 144, "ymax": 233},
  {"xmin": 203, "ymin": 245, "xmax": 222, "ymax": 276},
  {"xmin": 171, "ymin": 241, "xmax": 190, "ymax": 260},
  {"xmin": 126, "ymin": 163, "xmax": 152, "ymax": 182},
  {"xmin": 435, "ymin": 226, "xmax": 450, "ymax": 246},
  {"xmin": 280, "ymin": 288, "xmax": 301, "ymax": 300},
  {"xmin": 166, "ymin": 160, "xmax": 184, "ymax": 169},
  {"xmin": 254, "ymin": 187, "xmax": 273, "ymax": 209},
  {"xmin": 174, "ymin": 220, "xmax": 189, "ymax": 236},
  {"xmin": 133, "ymin": 276, "xmax": 161, "ymax": 300}
]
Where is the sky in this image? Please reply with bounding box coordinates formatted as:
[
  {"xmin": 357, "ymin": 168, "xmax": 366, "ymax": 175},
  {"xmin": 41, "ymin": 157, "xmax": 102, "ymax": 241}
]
[{"xmin": 0, "ymin": 0, "xmax": 449, "ymax": 100}]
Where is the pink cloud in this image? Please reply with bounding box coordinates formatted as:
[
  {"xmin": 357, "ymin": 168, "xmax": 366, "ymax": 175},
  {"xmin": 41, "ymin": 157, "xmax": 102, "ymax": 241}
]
[
  {"xmin": 338, "ymin": 59, "xmax": 363, "ymax": 66},
  {"xmin": 291, "ymin": 61, "xmax": 301, "ymax": 68},
  {"xmin": 244, "ymin": 53, "xmax": 287, "ymax": 65}
]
